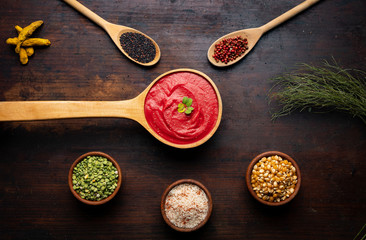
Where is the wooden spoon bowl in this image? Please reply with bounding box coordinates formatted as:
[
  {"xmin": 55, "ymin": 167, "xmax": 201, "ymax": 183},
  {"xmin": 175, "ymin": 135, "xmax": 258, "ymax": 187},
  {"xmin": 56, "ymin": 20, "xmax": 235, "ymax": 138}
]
[
  {"xmin": 0, "ymin": 69, "xmax": 222, "ymax": 149},
  {"xmin": 63, "ymin": 0, "xmax": 160, "ymax": 66},
  {"xmin": 207, "ymin": 28, "xmax": 263, "ymax": 67},
  {"xmin": 208, "ymin": 0, "xmax": 320, "ymax": 67}
]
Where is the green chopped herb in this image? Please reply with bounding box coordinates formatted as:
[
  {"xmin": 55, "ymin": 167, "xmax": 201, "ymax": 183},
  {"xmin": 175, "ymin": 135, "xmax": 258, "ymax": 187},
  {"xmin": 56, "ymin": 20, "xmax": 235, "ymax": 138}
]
[
  {"xmin": 72, "ymin": 155, "xmax": 119, "ymax": 201},
  {"xmin": 177, "ymin": 96, "xmax": 194, "ymax": 115}
]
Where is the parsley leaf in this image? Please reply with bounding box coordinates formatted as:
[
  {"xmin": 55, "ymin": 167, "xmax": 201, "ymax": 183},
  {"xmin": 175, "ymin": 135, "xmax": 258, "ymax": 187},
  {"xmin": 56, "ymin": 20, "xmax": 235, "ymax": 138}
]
[{"xmin": 177, "ymin": 96, "xmax": 194, "ymax": 115}]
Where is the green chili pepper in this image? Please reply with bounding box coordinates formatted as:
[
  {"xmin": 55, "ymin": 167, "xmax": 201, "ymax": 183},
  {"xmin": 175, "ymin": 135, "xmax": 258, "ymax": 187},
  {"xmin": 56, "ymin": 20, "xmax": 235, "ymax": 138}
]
[{"xmin": 72, "ymin": 156, "xmax": 119, "ymax": 201}]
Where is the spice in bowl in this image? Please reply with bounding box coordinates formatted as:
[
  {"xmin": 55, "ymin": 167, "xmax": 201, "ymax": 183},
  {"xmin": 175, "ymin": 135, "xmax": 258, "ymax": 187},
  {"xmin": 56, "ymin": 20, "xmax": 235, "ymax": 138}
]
[
  {"xmin": 212, "ymin": 36, "xmax": 248, "ymax": 64},
  {"xmin": 161, "ymin": 179, "xmax": 213, "ymax": 232},
  {"xmin": 246, "ymin": 151, "xmax": 301, "ymax": 206},
  {"xmin": 68, "ymin": 152, "xmax": 122, "ymax": 205}
]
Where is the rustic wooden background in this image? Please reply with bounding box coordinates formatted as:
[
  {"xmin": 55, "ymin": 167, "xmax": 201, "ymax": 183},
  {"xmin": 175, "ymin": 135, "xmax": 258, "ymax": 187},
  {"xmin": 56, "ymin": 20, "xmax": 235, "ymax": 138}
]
[{"xmin": 1, "ymin": 0, "xmax": 365, "ymax": 239}]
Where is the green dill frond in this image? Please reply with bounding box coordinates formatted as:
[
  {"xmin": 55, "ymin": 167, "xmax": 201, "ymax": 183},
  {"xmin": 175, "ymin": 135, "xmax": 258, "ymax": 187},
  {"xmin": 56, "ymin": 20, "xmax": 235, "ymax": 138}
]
[{"xmin": 268, "ymin": 59, "xmax": 366, "ymax": 124}]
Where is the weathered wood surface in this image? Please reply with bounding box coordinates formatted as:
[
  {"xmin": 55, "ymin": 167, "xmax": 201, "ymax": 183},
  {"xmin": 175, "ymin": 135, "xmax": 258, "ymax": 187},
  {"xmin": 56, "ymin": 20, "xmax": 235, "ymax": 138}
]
[{"xmin": 0, "ymin": 0, "xmax": 365, "ymax": 239}]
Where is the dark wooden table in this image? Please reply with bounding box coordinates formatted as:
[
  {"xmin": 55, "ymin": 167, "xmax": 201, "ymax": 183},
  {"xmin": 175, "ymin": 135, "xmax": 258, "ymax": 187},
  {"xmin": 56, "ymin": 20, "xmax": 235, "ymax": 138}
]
[{"xmin": 1, "ymin": 0, "xmax": 365, "ymax": 239}]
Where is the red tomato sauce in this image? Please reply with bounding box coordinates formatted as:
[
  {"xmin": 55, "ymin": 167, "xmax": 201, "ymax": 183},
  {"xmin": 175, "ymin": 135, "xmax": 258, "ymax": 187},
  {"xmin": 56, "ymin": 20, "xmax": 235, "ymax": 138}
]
[{"xmin": 144, "ymin": 72, "xmax": 219, "ymax": 145}]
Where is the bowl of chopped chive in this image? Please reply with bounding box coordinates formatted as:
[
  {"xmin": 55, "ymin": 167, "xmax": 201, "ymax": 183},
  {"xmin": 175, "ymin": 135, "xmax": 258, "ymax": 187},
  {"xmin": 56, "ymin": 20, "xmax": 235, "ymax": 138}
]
[
  {"xmin": 246, "ymin": 151, "xmax": 301, "ymax": 206},
  {"xmin": 161, "ymin": 179, "xmax": 213, "ymax": 232},
  {"xmin": 68, "ymin": 152, "xmax": 122, "ymax": 205}
]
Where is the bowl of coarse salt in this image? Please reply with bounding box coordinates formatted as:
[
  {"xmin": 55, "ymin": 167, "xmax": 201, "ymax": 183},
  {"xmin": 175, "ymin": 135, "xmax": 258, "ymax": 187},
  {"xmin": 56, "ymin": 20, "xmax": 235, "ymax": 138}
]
[{"xmin": 161, "ymin": 179, "xmax": 213, "ymax": 232}]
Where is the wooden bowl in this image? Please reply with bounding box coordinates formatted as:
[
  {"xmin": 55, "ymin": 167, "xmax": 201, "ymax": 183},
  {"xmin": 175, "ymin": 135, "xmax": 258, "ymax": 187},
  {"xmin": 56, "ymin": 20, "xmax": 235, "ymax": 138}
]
[
  {"xmin": 246, "ymin": 151, "xmax": 301, "ymax": 206},
  {"xmin": 68, "ymin": 151, "xmax": 122, "ymax": 205},
  {"xmin": 161, "ymin": 179, "xmax": 213, "ymax": 232}
]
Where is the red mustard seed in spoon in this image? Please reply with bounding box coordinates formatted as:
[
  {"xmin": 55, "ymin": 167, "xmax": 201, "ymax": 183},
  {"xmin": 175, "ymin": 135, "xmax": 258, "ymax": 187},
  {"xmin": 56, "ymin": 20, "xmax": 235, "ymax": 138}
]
[{"xmin": 212, "ymin": 36, "xmax": 248, "ymax": 64}]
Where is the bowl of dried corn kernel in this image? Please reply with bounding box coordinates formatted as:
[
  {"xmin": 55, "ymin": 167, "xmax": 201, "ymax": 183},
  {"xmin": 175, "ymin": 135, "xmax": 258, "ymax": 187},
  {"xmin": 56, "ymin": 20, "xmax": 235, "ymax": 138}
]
[{"xmin": 246, "ymin": 151, "xmax": 301, "ymax": 206}]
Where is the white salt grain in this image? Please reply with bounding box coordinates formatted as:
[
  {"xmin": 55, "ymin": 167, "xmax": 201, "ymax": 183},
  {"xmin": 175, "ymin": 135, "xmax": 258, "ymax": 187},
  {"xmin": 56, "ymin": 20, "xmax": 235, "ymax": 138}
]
[{"xmin": 164, "ymin": 183, "xmax": 209, "ymax": 229}]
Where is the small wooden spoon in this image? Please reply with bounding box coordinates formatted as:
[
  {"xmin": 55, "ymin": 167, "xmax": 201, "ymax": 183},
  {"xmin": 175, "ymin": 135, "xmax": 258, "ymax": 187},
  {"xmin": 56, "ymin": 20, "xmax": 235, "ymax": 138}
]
[
  {"xmin": 63, "ymin": 0, "xmax": 160, "ymax": 66},
  {"xmin": 0, "ymin": 69, "xmax": 222, "ymax": 149},
  {"xmin": 207, "ymin": 0, "xmax": 320, "ymax": 67}
]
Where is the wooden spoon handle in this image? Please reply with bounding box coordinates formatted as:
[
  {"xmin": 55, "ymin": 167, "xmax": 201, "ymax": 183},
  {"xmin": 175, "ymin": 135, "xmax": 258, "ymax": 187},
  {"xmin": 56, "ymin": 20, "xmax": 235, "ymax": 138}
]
[
  {"xmin": 260, "ymin": 0, "xmax": 320, "ymax": 33},
  {"xmin": 0, "ymin": 100, "xmax": 143, "ymax": 121},
  {"xmin": 63, "ymin": 0, "xmax": 109, "ymax": 29}
]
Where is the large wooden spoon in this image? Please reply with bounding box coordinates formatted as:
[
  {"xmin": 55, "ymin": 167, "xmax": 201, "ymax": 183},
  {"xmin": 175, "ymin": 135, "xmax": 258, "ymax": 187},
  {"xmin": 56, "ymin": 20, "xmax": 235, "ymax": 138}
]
[
  {"xmin": 207, "ymin": 0, "xmax": 320, "ymax": 67},
  {"xmin": 63, "ymin": 0, "xmax": 160, "ymax": 66},
  {"xmin": 0, "ymin": 69, "xmax": 222, "ymax": 149}
]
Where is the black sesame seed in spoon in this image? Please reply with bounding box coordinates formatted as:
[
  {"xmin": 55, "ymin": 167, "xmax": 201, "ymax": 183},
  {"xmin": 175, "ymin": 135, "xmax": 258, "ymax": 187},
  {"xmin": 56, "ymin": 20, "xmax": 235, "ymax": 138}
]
[{"xmin": 120, "ymin": 32, "xmax": 156, "ymax": 64}]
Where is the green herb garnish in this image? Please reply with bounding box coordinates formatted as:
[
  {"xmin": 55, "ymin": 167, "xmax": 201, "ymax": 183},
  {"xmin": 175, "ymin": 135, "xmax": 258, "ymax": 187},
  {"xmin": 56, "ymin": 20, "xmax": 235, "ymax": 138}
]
[
  {"xmin": 268, "ymin": 59, "xmax": 366, "ymax": 124},
  {"xmin": 72, "ymin": 156, "xmax": 119, "ymax": 201},
  {"xmin": 178, "ymin": 96, "xmax": 194, "ymax": 115}
]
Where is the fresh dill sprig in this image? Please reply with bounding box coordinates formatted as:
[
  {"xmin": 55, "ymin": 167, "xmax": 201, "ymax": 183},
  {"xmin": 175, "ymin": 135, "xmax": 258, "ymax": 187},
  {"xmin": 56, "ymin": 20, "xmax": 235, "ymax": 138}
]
[
  {"xmin": 268, "ymin": 59, "xmax": 366, "ymax": 124},
  {"xmin": 353, "ymin": 224, "xmax": 366, "ymax": 240}
]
